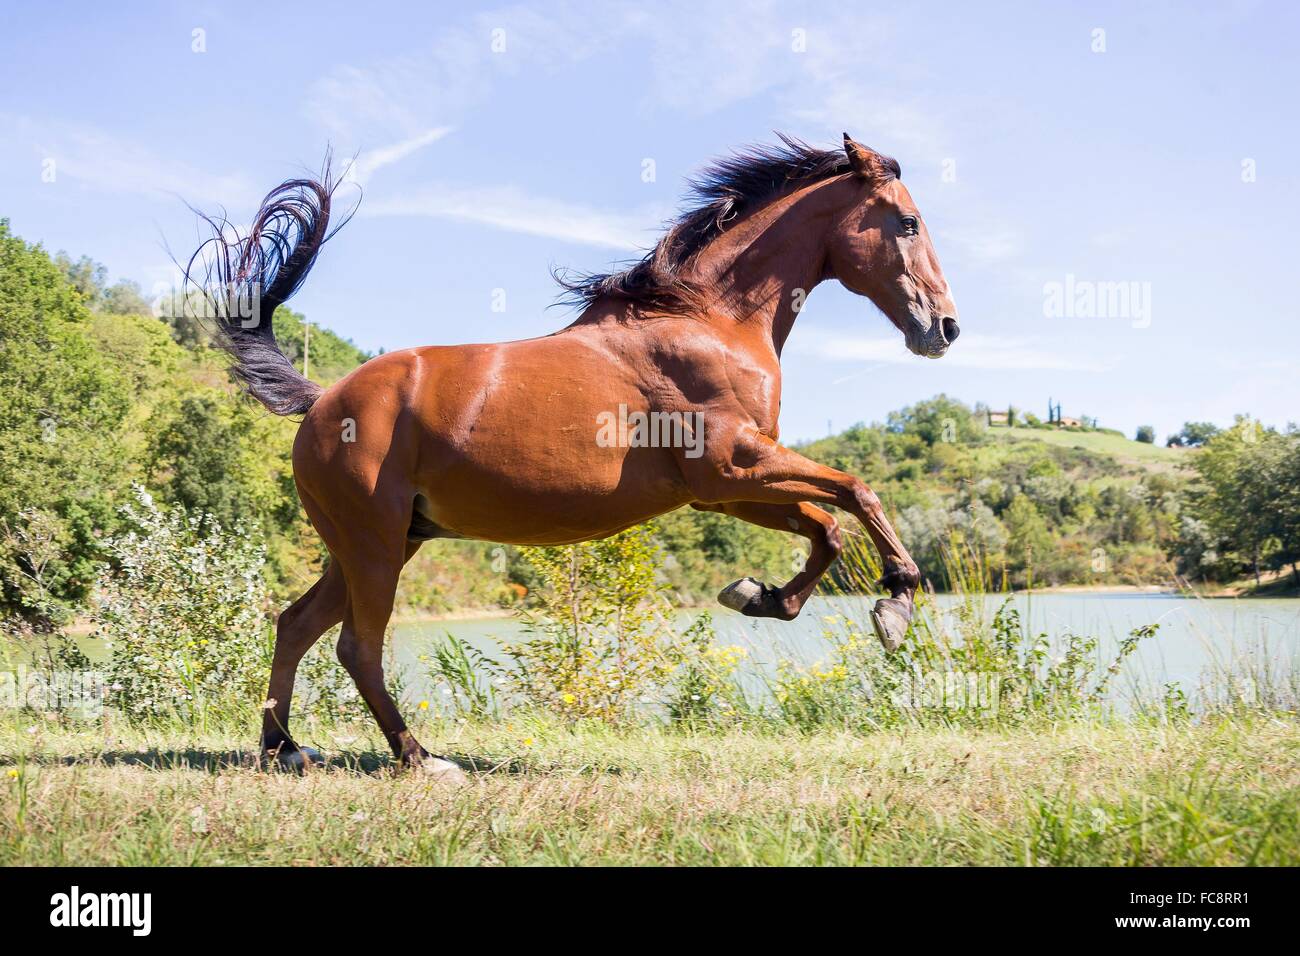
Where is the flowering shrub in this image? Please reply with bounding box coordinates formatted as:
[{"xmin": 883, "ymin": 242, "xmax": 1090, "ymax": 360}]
[
  {"xmin": 666, "ymin": 615, "xmax": 747, "ymax": 724},
  {"xmin": 424, "ymin": 524, "xmax": 731, "ymax": 724},
  {"xmin": 506, "ymin": 525, "xmax": 691, "ymax": 720},
  {"xmin": 91, "ymin": 486, "xmax": 273, "ymax": 724}
]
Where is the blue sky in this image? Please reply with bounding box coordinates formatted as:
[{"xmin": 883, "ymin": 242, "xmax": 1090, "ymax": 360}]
[{"xmin": 1, "ymin": 0, "xmax": 1295, "ymax": 443}]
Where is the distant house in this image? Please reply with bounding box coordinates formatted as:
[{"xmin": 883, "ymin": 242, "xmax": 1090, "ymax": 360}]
[
  {"xmin": 1047, "ymin": 398, "xmax": 1090, "ymax": 430},
  {"xmin": 984, "ymin": 404, "xmax": 1093, "ymax": 430}
]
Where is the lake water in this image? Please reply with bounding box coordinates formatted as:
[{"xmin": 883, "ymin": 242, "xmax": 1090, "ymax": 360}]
[
  {"xmin": 51, "ymin": 593, "xmax": 1299, "ymax": 710},
  {"xmin": 395, "ymin": 593, "xmax": 1300, "ymax": 707}
]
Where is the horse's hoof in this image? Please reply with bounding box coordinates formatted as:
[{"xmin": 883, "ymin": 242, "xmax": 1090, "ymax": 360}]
[
  {"xmin": 414, "ymin": 755, "xmax": 469, "ymax": 785},
  {"xmin": 870, "ymin": 597, "xmax": 911, "ymax": 652},
  {"xmin": 264, "ymin": 745, "xmax": 325, "ymax": 772},
  {"xmin": 718, "ymin": 578, "xmax": 789, "ymax": 618},
  {"xmin": 719, "ymin": 577, "xmax": 763, "ymax": 611}
]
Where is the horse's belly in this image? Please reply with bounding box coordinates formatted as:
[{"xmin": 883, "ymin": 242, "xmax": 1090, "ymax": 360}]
[{"xmin": 417, "ymin": 443, "xmax": 693, "ymax": 545}]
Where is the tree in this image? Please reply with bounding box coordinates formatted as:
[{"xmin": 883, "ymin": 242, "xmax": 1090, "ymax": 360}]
[
  {"xmin": 146, "ymin": 393, "xmax": 301, "ymax": 541},
  {"xmin": 100, "ymin": 279, "xmax": 151, "ymax": 315},
  {"xmin": 0, "ymin": 222, "xmax": 135, "ymax": 621},
  {"xmin": 1190, "ymin": 419, "xmax": 1291, "ymax": 586},
  {"xmin": 52, "ymin": 252, "xmax": 106, "ymax": 303},
  {"xmin": 52, "ymin": 251, "xmax": 150, "ymax": 315},
  {"xmin": 1135, "ymin": 425, "xmax": 1155, "ymax": 444},
  {"xmin": 148, "ymin": 396, "xmax": 254, "ymax": 531},
  {"xmin": 885, "ymin": 395, "xmax": 984, "ymax": 447},
  {"xmin": 1002, "ymin": 494, "xmax": 1052, "ymax": 583},
  {"xmin": 1282, "ymin": 434, "xmax": 1300, "ymax": 584},
  {"xmin": 1167, "ymin": 421, "xmax": 1220, "ymax": 447},
  {"xmin": 270, "ymin": 307, "xmax": 371, "ymax": 383}
]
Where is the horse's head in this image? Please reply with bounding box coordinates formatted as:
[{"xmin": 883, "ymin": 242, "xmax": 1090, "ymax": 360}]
[{"xmin": 826, "ymin": 134, "xmax": 959, "ymax": 358}]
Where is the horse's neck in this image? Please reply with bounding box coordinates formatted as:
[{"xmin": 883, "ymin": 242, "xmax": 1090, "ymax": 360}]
[{"xmin": 690, "ymin": 179, "xmax": 840, "ymax": 356}]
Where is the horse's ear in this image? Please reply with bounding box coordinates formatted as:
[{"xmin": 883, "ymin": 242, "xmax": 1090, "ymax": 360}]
[{"xmin": 843, "ymin": 133, "xmax": 898, "ymax": 184}]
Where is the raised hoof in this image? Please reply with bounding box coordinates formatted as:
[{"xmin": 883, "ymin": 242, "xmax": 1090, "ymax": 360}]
[
  {"xmin": 264, "ymin": 745, "xmax": 325, "ymax": 772},
  {"xmin": 870, "ymin": 597, "xmax": 911, "ymax": 652},
  {"xmin": 718, "ymin": 577, "xmax": 792, "ymax": 619}
]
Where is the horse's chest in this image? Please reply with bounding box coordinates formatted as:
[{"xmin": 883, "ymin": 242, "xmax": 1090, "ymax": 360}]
[{"xmin": 726, "ymin": 364, "xmax": 782, "ymax": 434}]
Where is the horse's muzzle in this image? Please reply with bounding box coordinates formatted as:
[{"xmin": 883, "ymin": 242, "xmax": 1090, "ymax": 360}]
[{"xmin": 910, "ymin": 315, "xmax": 959, "ymax": 358}]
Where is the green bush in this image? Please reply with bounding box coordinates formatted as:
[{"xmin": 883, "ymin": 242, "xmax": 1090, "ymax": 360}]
[
  {"xmin": 766, "ymin": 536, "xmax": 1157, "ymax": 732},
  {"xmin": 91, "ymin": 487, "xmax": 273, "ymax": 725},
  {"xmin": 424, "ymin": 524, "xmax": 725, "ymax": 724}
]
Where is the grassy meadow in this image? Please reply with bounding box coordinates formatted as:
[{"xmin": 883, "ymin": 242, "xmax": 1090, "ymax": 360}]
[
  {"xmin": 4, "ymin": 538, "xmax": 1297, "ymax": 867},
  {"xmin": 3, "ymin": 715, "xmax": 1297, "ymax": 866}
]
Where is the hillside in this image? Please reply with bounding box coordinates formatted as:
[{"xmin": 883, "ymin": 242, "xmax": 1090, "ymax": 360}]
[
  {"xmin": 997, "ymin": 426, "xmax": 1188, "ymax": 471},
  {"xmin": 791, "ymin": 399, "xmax": 1195, "ymax": 590}
]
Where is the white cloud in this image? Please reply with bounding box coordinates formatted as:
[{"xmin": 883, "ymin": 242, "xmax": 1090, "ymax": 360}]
[
  {"xmin": 4, "ymin": 114, "xmax": 250, "ymax": 203},
  {"xmin": 306, "ymin": 48, "xmax": 480, "ymax": 143},
  {"xmin": 637, "ymin": 4, "xmax": 794, "ymax": 112},
  {"xmin": 791, "ymin": 330, "xmax": 1114, "ymax": 372},
  {"xmin": 296, "ymin": 3, "xmax": 1007, "ymax": 265},
  {"xmin": 304, "ymin": 5, "xmax": 638, "ymax": 145},
  {"xmin": 361, "ymin": 183, "xmax": 668, "ymax": 250},
  {"xmin": 345, "ymin": 127, "xmax": 454, "ymax": 186}
]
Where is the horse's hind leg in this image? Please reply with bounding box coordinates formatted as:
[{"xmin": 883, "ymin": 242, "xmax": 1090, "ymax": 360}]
[
  {"xmin": 334, "ymin": 539, "xmax": 465, "ymax": 780},
  {"xmin": 260, "ymin": 561, "xmax": 346, "ymax": 766}
]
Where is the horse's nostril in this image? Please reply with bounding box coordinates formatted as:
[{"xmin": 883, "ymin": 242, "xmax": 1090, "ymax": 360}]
[{"xmin": 941, "ymin": 316, "xmax": 960, "ymax": 344}]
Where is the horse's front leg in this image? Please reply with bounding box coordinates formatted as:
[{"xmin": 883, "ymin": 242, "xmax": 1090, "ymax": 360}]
[
  {"xmin": 682, "ymin": 427, "xmax": 920, "ymax": 650},
  {"xmin": 691, "ymin": 501, "xmax": 842, "ymax": 621}
]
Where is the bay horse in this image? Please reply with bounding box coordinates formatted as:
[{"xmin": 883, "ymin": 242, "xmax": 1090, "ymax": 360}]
[{"xmin": 189, "ymin": 134, "xmax": 959, "ymax": 775}]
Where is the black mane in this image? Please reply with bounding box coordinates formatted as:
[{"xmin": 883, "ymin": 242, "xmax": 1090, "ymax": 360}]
[{"xmin": 555, "ymin": 134, "xmax": 898, "ymax": 314}]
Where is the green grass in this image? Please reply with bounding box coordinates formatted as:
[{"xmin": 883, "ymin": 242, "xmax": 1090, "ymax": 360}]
[
  {"xmin": 999, "ymin": 426, "xmax": 1187, "ymax": 468},
  {"xmin": 3, "ymin": 715, "xmax": 1297, "ymax": 865}
]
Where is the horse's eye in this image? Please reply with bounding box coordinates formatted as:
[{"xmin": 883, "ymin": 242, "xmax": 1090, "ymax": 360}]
[{"xmin": 900, "ymin": 216, "xmax": 919, "ymax": 236}]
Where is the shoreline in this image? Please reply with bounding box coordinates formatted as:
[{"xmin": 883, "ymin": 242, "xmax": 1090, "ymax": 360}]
[
  {"xmin": 388, "ymin": 584, "xmax": 1286, "ymax": 627},
  {"xmin": 58, "ymin": 583, "xmax": 1295, "ymax": 635},
  {"xmin": 390, "ymin": 607, "xmax": 517, "ymax": 625}
]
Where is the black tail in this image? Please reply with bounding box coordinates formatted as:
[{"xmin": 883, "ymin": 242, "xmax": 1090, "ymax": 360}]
[{"xmin": 184, "ymin": 154, "xmax": 355, "ymax": 416}]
